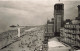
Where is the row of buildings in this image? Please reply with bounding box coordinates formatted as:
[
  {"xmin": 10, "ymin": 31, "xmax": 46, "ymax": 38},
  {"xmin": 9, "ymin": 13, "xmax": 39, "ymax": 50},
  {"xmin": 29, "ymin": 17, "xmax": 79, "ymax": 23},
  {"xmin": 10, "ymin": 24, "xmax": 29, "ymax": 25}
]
[
  {"xmin": 45, "ymin": 2, "xmax": 80, "ymax": 50},
  {"xmin": 60, "ymin": 5, "xmax": 80, "ymax": 50},
  {"xmin": 46, "ymin": 3, "xmax": 64, "ymax": 37},
  {"xmin": 43, "ymin": 3, "xmax": 64, "ymax": 51},
  {"xmin": 45, "ymin": 3, "xmax": 64, "ymax": 40}
]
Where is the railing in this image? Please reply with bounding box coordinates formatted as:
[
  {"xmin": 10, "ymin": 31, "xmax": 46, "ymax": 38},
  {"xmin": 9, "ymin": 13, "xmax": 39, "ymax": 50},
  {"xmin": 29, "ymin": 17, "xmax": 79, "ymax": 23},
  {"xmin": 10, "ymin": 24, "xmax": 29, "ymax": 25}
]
[{"xmin": 45, "ymin": 33, "xmax": 54, "ymax": 36}]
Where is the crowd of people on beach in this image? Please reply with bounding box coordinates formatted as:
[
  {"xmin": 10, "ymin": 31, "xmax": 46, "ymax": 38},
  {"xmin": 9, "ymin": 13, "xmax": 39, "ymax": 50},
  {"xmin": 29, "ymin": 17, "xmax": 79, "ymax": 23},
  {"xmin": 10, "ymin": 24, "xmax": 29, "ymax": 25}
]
[
  {"xmin": 0, "ymin": 26, "xmax": 32, "ymax": 49},
  {"xmin": 0, "ymin": 26, "xmax": 45, "ymax": 51},
  {"xmin": 18, "ymin": 27, "xmax": 45, "ymax": 51}
]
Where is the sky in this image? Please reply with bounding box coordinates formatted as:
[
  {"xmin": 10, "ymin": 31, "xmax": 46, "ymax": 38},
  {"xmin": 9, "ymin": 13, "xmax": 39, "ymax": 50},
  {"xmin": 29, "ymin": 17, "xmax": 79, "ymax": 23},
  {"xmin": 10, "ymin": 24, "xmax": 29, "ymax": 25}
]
[{"xmin": 0, "ymin": 0, "xmax": 80, "ymax": 32}]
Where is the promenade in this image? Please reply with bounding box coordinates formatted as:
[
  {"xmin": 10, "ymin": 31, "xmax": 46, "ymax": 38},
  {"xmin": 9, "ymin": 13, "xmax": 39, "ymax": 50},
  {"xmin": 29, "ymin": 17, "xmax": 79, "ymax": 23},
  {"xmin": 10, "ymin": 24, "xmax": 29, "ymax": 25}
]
[{"xmin": 0, "ymin": 26, "xmax": 45, "ymax": 51}]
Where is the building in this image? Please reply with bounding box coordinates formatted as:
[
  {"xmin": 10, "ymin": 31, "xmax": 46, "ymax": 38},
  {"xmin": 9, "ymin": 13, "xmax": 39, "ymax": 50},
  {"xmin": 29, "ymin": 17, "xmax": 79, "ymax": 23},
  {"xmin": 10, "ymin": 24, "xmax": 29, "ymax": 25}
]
[
  {"xmin": 47, "ymin": 18, "xmax": 54, "ymax": 34},
  {"xmin": 76, "ymin": 5, "xmax": 80, "ymax": 20},
  {"xmin": 54, "ymin": 3, "xmax": 64, "ymax": 36},
  {"xmin": 44, "ymin": 18, "xmax": 54, "ymax": 45},
  {"xmin": 46, "ymin": 18, "xmax": 54, "ymax": 38},
  {"xmin": 60, "ymin": 23, "xmax": 80, "ymax": 50},
  {"xmin": 60, "ymin": 5, "xmax": 80, "ymax": 50}
]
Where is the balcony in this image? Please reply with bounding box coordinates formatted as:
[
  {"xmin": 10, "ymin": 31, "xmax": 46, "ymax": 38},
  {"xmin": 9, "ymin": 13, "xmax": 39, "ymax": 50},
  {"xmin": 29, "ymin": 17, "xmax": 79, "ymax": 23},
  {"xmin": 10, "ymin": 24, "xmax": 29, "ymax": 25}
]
[
  {"xmin": 64, "ymin": 27, "xmax": 77, "ymax": 30},
  {"xmin": 65, "ymin": 32, "xmax": 72, "ymax": 34},
  {"xmin": 76, "ymin": 39, "xmax": 80, "ymax": 42},
  {"xmin": 45, "ymin": 33, "xmax": 54, "ymax": 37}
]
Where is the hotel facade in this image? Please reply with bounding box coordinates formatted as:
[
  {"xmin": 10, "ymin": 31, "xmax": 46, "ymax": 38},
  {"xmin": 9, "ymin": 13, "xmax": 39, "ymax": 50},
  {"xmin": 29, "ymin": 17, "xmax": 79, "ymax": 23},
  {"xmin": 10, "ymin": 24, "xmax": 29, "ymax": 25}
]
[{"xmin": 60, "ymin": 5, "xmax": 80, "ymax": 49}]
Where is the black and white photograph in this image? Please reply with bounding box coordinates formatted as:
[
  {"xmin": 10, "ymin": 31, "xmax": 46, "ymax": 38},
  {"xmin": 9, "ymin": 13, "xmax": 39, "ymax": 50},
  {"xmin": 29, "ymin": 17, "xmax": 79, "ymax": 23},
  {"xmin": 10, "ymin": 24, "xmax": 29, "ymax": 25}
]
[{"xmin": 0, "ymin": 0, "xmax": 80, "ymax": 51}]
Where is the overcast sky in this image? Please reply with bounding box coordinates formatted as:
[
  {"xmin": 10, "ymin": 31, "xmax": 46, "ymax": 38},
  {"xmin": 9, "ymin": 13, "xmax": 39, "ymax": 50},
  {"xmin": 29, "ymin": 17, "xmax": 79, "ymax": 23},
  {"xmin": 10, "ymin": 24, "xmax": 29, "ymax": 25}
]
[{"xmin": 0, "ymin": 0, "xmax": 80, "ymax": 32}]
